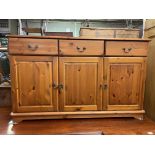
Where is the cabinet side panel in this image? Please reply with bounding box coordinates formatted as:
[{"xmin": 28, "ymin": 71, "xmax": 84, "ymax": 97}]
[{"xmin": 9, "ymin": 56, "xmax": 19, "ymax": 112}]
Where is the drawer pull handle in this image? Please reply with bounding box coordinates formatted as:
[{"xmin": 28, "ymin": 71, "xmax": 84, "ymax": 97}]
[
  {"xmin": 27, "ymin": 44, "xmax": 38, "ymax": 51},
  {"xmin": 122, "ymin": 48, "xmax": 132, "ymax": 53},
  {"xmin": 76, "ymin": 46, "xmax": 86, "ymax": 52}
]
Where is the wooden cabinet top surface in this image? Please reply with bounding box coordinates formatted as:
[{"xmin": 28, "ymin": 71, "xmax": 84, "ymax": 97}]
[{"xmin": 7, "ymin": 35, "xmax": 150, "ymax": 42}]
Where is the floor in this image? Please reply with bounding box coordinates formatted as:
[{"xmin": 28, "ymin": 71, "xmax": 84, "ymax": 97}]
[{"xmin": 1, "ymin": 106, "xmax": 155, "ymax": 135}]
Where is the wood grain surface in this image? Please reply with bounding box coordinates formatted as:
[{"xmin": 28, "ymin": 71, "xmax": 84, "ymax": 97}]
[
  {"xmin": 59, "ymin": 57, "xmax": 103, "ymax": 111},
  {"xmin": 9, "ymin": 38, "xmax": 58, "ymax": 55},
  {"xmin": 105, "ymin": 41, "xmax": 148, "ymax": 56},
  {"xmin": 59, "ymin": 40, "xmax": 104, "ymax": 55},
  {"xmin": 103, "ymin": 57, "xmax": 146, "ymax": 111},
  {"xmin": 10, "ymin": 56, "xmax": 58, "ymax": 112}
]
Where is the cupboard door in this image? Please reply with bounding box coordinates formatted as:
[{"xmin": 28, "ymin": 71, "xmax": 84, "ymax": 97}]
[
  {"xmin": 10, "ymin": 56, "xmax": 58, "ymax": 112},
  {"xmin": 103, "ymin": 57, "xmax": 146, "ymax": 111},
  {"xmin": 59, "ymin": 57, "xmax": 103, "ymax": 112}
]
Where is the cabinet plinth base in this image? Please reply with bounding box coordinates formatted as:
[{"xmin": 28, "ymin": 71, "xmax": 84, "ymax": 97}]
[{"xmin": 11, "ymin": 110, "xmax": 145, "ymax": 123}]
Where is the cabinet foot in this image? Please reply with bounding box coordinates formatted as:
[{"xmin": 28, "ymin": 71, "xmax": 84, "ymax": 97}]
[
  {"xmin": 12, "ymin": 118, "xmax": 23, "ymax": 124},
  {"xmin": 134, "ymin": 115, "xmax": 144, "ymax": 121}
]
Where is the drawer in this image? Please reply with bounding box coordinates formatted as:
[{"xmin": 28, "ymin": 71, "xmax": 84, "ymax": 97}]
[
  {"xmin": 8, "ymin": 38, "xmax": 58, "ymax": 55},
  {"xmin": 105, "ymin": 41, "xmax": 148, "ymax": 56},
  {"xmin": 59, "ymin": 40, "xmax": 104, "ymax": 56}
]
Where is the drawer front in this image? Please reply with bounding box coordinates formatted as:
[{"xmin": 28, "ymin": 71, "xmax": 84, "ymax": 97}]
[
  {"xmin": 105, "ymin": 41, "xmax": 148, "ymax": 56},
  {"xmin": 59, "ymin": 40, "xmax": 104, "ymax": 56},
  {"xmin": 9, "ymin": 38, "xmax": 58, "ymax": 55}
]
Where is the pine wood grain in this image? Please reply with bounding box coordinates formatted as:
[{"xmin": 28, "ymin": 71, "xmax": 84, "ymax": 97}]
[
  {"xmin": 10, "ymin": 56, "xmax": 58, "ymax": 112},
  {"xmin": 11, "ymin": 110, "xmax": 145, "ymax": 123},
  {"xmin": 8, "ymin": 38, "xmax": 58, "ymax": 55},
  {"xmin": 105, "ymin": 41, "xmax": 148, "ymax": 56},
  {"xmin": 59, "ymin": 57, "xmax": 103, "ymax": 111},
  {"xmin": 59, "ymin": 40, "xmax": 104, "ymax": 55},
  {"xmin": 8, "ymin": 36, "xmax": 149, "ymax": 122},
  {"xmin": 104, "ymin": 57, "xmax": 146, "ymax": 111}
]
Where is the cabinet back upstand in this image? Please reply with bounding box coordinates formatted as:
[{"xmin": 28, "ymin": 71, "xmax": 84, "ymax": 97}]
[{"xmin": 8, "ymin": 35, "xmax": 150, "ymax": 123}]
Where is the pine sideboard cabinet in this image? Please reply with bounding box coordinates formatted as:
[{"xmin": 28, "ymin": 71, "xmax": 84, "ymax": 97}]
[{"xmin": 8, "ymin": 35, "xmax": 149, "ymax": 123}]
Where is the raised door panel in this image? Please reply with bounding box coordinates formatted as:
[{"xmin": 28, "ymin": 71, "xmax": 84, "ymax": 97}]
[
  {"xmin": 59, "ymin": 57, "xmax": 103, "ymax": 112},
  {"xmin": 103, "ymin": 57, "xmax": 146, "ymax": 110},
  {"xmin": 10, "ymin": 56, "xmax": 58, "ymax": 112}
]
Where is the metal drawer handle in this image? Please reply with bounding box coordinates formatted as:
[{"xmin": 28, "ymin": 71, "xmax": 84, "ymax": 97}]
[
  {"xmin": 27, "ymin": 44, "xmax": 38, "ymax": 51},
  {"xmin": 122, "ymin": 48, "xmax": 132, "ymax": 53},
  {"xmin": 76, "ymin": 46, "xmax": 86, "ymax": 52}
]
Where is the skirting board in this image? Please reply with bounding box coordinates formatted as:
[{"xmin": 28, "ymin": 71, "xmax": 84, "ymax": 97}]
[{"xmin": 11, "ymin": 110, "xmax": 145, "ymax": 123}]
